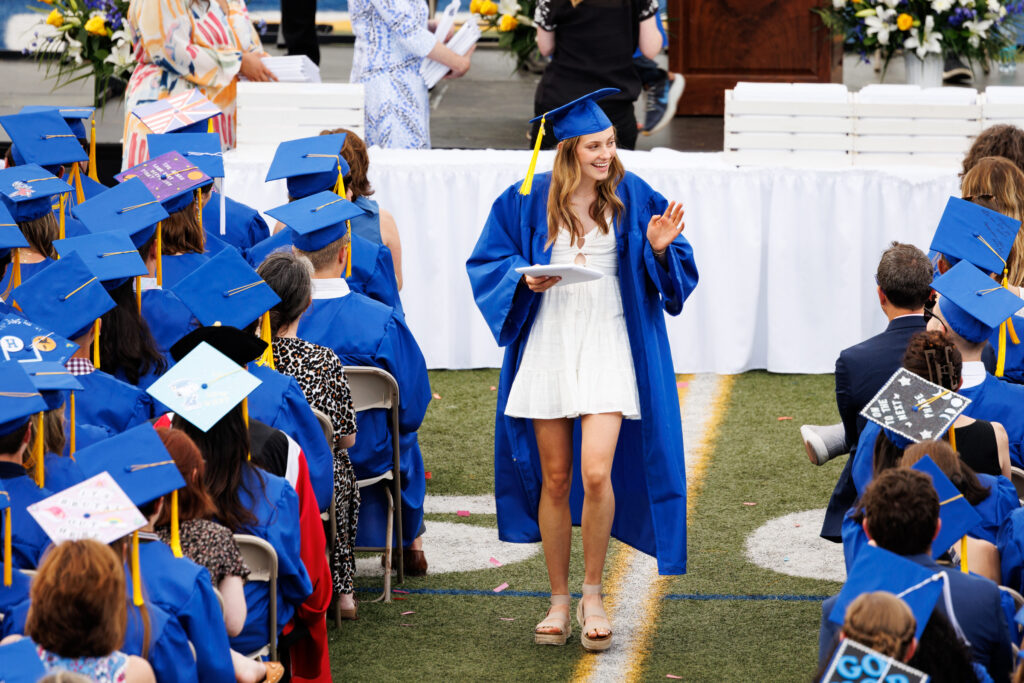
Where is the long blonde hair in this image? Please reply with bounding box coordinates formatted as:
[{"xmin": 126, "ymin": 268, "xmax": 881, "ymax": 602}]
[
  {"xmin": 961, "ymin": 155, "xmax": 1024, "ymax": 286},
  {"xmin": 546, "ymin": 135, "xmax": 625, "ymax": 248}
]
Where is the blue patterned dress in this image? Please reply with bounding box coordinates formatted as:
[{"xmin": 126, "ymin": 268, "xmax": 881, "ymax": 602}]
[{"xmin": 349, "ymin": 0, "xmax": 437, "ymax": 149}]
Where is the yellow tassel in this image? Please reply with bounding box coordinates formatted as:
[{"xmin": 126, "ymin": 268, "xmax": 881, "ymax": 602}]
[
  {"xmin": 195, "ymin": 189, "xmax": 204, "ymax": 240},
  {"xmin": 58, "ymin": 194, "xmax": 66, "ymax": 242},
  {"xmin": 345, "ymin": 221, "xmax": 352, "ymax": 278},
  {"xmin": 155, "ymin": 221, "xmax": 163, "ymax": 287},
  {"xmin": 131, "ymin": 530, "xmax": 143, "ymax": 606},
  {"xmin": 997, "ymin": 320, "xmax": 1008, "ymax": 377},
  {"xmin": 258, "ymin": 312, "xmax": 276, "ymax": 370},
  {"xmin": 11, "ymin": 250, "xmax": 20, "ymax": 290},
  {"xmin": 333, "ymin": 161, "xmax": 346, "ymax": 198},
  {"xmin": 135, "ymin": 275, "xmax": 142, "ymax": 314},
  {"xmin": 520, "ymin": 116, "xmax": 545, "ymax": 196},
  {"xmin": 3, "ymin": 507, "xmax": 10, "ymax": 587},
  {"xmin": 92, "ymin": 319, "xmax": 100, "ymax": 369},
  {"xmin": 949, "ymin": 425, "xmax": 957, "ymax": 452},
  {"xmin": 960, "ymin": 536, "xmax": 968, "ymax": 573},
  {"xmin": 243, "ymin": 396, "xmax": 251, "ymax": 462},
  {"xmin": 70, "ymin": 163, "xmax": 85, "ymax": 205},
  {"xmin": 68, "ymin": 392, "xmax": 76, "ymax": 458},
  {"xmin": 88, "ymin": 119, "xmax": 99, "ymax": 183},
  {"xmin": 33, "ymin": 412, "xmax": 44, "ymax": 489},
  {"xmin": 208, "ymin": 117, "xmax": 215, "ymax": 134},
  {"xmin": 170, "ymin": 489, "xmax": 182, "ymax": 558}
]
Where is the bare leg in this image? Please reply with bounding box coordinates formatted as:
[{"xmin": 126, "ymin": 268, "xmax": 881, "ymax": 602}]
[
  {"xmin": 579, "ymin": 412, "xmax": 622, "ymax": 638},
  {"xmin": 533, "ymin": 417, "xmax": 574, "ymax": 632}
]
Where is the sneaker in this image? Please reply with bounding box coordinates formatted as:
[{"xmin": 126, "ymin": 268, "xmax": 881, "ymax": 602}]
[
  {"xmin": 800, "ymin": 423, "xmax": 849, "ymax": 466},
  {"xmin": 943, "ymin": 55, "xmax": 972, "ymax": 83},
  {"xmin": 642, "ymin": 73, "xmax": 685, "ymax": 136}
]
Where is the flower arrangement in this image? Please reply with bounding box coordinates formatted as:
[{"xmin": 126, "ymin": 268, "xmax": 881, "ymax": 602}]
[
  {"xmin": 470, "ymin": 0, "xmax": 540, "ymax": 71},
  {"xmin": 27, "ymin": 0, "xmax": 134, "ymax": 108},
  {"xmin": 815, "ymin": 0, "xmax": 1024, "ymax": 70}
]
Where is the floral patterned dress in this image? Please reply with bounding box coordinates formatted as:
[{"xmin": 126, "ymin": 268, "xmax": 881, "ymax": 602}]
[
  {"xmin": 38, "ymin": 644, "xmax": 129, "ymax": 682},
  {"xmin": 122, "ymin": 0, "xmax": 265, "ymax": 168},
  {"xmin": 349, "ymin": 0, "xmax": 438, "ymax": 149}
]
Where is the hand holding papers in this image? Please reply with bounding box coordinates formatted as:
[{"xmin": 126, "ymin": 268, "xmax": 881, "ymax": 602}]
[
  {"xmin": 421, "ymin": 1, "xmax": 481, "ymax": 89},
  {"xmin": 516, "ymin": 264, "xmax": 604, "ymax": 287},
  {"xmin": 245, "ymin": 55, "xmax": 322, "ymax": 83}
]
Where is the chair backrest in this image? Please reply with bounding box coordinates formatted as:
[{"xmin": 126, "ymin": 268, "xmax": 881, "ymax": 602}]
[
  {"xmin": 234, "ymin": 534, "xmax": 279, "ymax": 661},
  {"xmin": 310, "ymin": 407, "xmax": 333, "ymax": 444},
  {"xmin": 1011, "ymin": 466, "xmax": 1024, "ymax": 504},
  {"xmin": 235, "ymin": 82, "xmax": 365, "ymax": 148},
  {"xmin": 345, "ymin": 366, "xmax": 399, "ymax": 413}
]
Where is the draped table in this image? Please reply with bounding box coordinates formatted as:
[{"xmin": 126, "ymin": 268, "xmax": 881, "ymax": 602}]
[{"xmin": 224, "ymin": 147, "xmax": 961, "ymax": 374}]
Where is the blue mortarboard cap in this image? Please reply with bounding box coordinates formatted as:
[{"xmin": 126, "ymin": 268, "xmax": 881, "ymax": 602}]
[
  {"xmin": 0, "ymin": 315, "xmax": 77, "ymax": 364},
  {"xmin": 147, "ymin": 132, "xmax": 224, "ymax": 179},
  {"xmin": 0, "ymin": 361, "xmax": 48, "ymax": 435},
  {"xmin": 933, "ymin": 260, "xmax": 1024, "ymax": 343},
  {"xmin": 171, "ymin": 248, "xmax": 281, "ymax": 328},
  {"xmin": 265, "ymin": 133, "xmax": 350, "ymax": 199},
  {"xmin": 0, "ymin": 110, "xmax": 87, "ymax": 170},
  {"xmin": 911, "ymin": 454, "xmax": 984, "ymax": 559},
  {"xmin": 55, "ymin": 231, "xmax": 149, "ymax": 290},
  {"xmin": 266, "ymin": 191, "xmax": 366, "ymax": 252},
  {"xmin": 529, "ymin": 88, "xmax": 618, "ymax": 141},
  {"xmin": 76, "ymin": 424, "xmax": 186, "ymax": 505},
  {"xmin": 930, "ymin": 196, "xmax": 1021, "ymax": 276},
  {"xmin": 20, "ymin": 105, "xmax": 95, "ymax": 140},
  {"xmin": 828, "ymin": 544, "xmax": 943, "ymax": 641},
  {"xmin": 12, "ymin": 251, "xmax": 115, "ymax": 340},
  {"xmin": 0, "ymin": 164, "xmax": 73, "ymax": 222},
  {"xmin": 0, "ymin": 638, "xmax": 47, "ymax": 683},
  {"xmin": 115, "ymin": 151, "xmax": 213, "ymax": 215},
  {"xmin": 0, "ymin": 202, "xmax": 30, "ymax": 259},
  {"xmin": 72, "ymin": 177, "xmax": 169, "ymax": 248},
  {"xmin": 23, "ymin": 360, "xmax": 83, "ymax": 411}
]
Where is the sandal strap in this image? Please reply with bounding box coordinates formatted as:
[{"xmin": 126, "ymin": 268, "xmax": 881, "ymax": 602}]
[
  {"xmin": 536, "ymin": 603, "xmax": 571, "ymax": 634},
  {"xmin": 581, "ymin": 583, "xmax": 602, "ymax": 596},
  {"xmin": 549, "ymin": 594, "xmax": 571, "ymax": 606}
]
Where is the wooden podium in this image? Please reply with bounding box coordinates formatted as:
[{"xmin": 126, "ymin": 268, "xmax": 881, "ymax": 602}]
[{"xmin": 667, "ymin": 0, "xmax": 841, "ymax": 115}]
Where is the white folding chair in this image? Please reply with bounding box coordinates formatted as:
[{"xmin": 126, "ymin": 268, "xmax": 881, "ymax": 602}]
[
  {"xmin": 1012, "ymin": 466, "xmax": 1024, "ymax": 505},
  {"xmin": 345, "ymin": 365, "xmax": 403, "ymax": 603},
  {"xmin": 235, "ymin": 534, "xmax": 279, "ymax": 662},
  {"xmin": 310, "ymin": 406, "xmax": 347, "ymax": 626}
]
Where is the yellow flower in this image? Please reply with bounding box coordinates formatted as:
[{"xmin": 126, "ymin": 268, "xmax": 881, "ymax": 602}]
[
  {"xmin": 480, "ymin": 1, "xmax": 498, "ymax": 16},
  {"xmin": 469, "ymin": 0, "xmax": 482, "ymax": 13},
  {"xmin": 37, "ymin": 0, "xmax": 54, "ymax": 4},
  {"xmin": 84, "ymin": 14, "xmax": 107, "ymax": 35},
  {"xmin": 45, "ymin": 8, "xmax": 64, "ymax": 27},
  {"xmin": 498, "ymin": 13, "xmax": 519, "ymax": 31},
  {"xmin": 896, "ymin": 13, "xmax": 913, "ymax": 31}
]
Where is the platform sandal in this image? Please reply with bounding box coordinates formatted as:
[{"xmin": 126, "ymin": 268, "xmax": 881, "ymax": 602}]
[
  {"xmin": 534, "ymin": 594, "xmax": 572, "ymax": 645},
  {"xmin": 576, "ymin": 583, "xmax": 612, "ymax": 652}
]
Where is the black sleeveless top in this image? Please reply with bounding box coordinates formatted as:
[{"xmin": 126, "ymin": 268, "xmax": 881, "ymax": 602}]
[{"xmin": 955, "ymin": 420, "xmax": 1001, "ymax": 477}]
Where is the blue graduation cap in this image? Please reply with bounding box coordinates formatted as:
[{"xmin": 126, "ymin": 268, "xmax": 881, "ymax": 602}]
[
  {"xmin": 828, "ymin": 544, "xmax": 943, "ymax": 641},
  {"xmin": 265, "ymin": 133, "xmax": 350, "ymax": 199},
  {"xmin": 930, "ymin": 196, "xmax": 1020, "ymax": 276},
  {"xmin": 0, "ymin": 637, "xmax": 47, "ymax": 683},
  {"xmin": 115, "ymin": 151, "xmax": 213, "ymax": 215},
  {"xmin": 0, "ymin": 109, "xmax": 87, "ymax": 170},
  {"xmin": 76, "ymin": 424, "xmax": 185, "ymax": 507},
  {"xmin": 23, "ymin": 360, "xmax": 82, "ymax": 411},
  {"xmin": 0, "ymin": 164, "xmax": 73, "ymax": 223},
  {"xmin": 171, "ymin": 247, "xmax": 281, "ymax": 329},
  {"xmin": 0, "ymin": 201, "xmax": 30, "ymax": 261},
  {"xmin": 266, "ymin": 191, "xmax": 366, "ymax": 252},
  {"xmin": 933, "ymin": 260, "xmax": 1024, "ymax": 343},
  {"xmin": 20, "ymin": 105, "xmax": 95, "ymax": 140},
  {"xmin": 147, "ymin": 132, "xmax": 224, "ymax": 179},
  {"xmin": 72, "ymin": 177, "xmax": 169, "ymax": 248},
  {"xmin": 55, "ymin": 231, "xmax": 149, "ymax": 290},
  {"xmin": 911, "ymin": 454, "xmax": 984, "ymax": 560},
  {"xmin": 0, "ymin": 361, "xmax": 47, "ymax": 436},
  {"xmin": 0, "ymin": 315, "xmax": 77, "ymax": 365},
  {"xmin": 12, "ymin": 250, "xmax": 115, "ymax": 341}
]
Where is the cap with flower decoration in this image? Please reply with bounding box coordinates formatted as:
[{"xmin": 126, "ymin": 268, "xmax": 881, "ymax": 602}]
[{"xmin": 0, "ymin": 164, "xmax": 73, "ymax": 223}]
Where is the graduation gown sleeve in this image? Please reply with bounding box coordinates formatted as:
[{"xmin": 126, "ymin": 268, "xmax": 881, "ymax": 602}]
[
  {"xmin": 637, "ymin": 191, "xmax": 698, "ymax": 316},
  {"xmin": 374, "ymin": 312, "xmax": 431, "ymax": 434},
  {"xmin": 348, "ymin": 234, "xmax": 403, "ymax": 313},
  {"xmin": 123, "ymin": 597, "xmax": 199, "ymax": 683}
]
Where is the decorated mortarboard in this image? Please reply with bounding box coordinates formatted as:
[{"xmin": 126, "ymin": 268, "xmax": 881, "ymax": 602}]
[
  {"xmin": 55, "ymin": 231, "xmax": 149, "ymax": 290},
  {"xmin": 933, "ymin": 260, "xmax": 1024, "ymax": 343},
  {"xmin": 171, "ymin": 247, "xmax": 281, "ymax": 329},
  {"xmin": 132, "ymin": 89, "xmax": 221, "ymax": 135},
  {"xmin": 930, "ymin": 196, "xmax": 1020, "ymax": 276},
  {"xmin": 72, "ymin": 177, "xmax": 169, "ymax": 248},
  {"xmin": 0, "ymin": 637, "xmax": 48, "ymax": 683},
  {"xmin": 171, "ymin": 325, "xmax": 267, "ymax": 367},
  {"xmin": 146, "ymin": 341, "xmax": 262, "ymax": 432},
  {"xmin": 0, "ymin": 315, "xmax": 78, "ymax": 365},
  {"xmin": 521, "ymin": 88, "xmax": 619, "ymax": 195},
  {"xmin": 115, "ymin": 150, "xmax": 212, "ymax": 215},
  {"xmin": 266, "ymin": 191, "xmax": 365, "ymax": 252},
  {"xmin": 828, "ymin": 545, "xmax": 944, "ymax": 641},
  {"xmin": 0, "ymin": 109, "xmax": 87, "ymax": 169},
  {"xmin": 0, "ymin": 361, "xmax": 47, "ymax": 436},
  {"xmin": 11, "ymin": 250, "xmax": 115, "ymax": 344},
  {"xmin": 147, "ymin": 132, "xmax": 224, "ymax": 179},
  {"xmin": 265, "ymin": 133, "xmax": 350, "ymax": 199},
  {"xmin": 910, "ymin": 454, "xmax": 984, "ymax": 562},
  {"xmin": 819, "ymin": 638, "xmax": 929, "ymax": 683},
  {"xmin": 0, "ymin": 163, "xmax": 73, "ymax": 223},
  {"xmin": 20, "ymin": 105, "xmax": 95, "ymax": 139},
  {"xmin": 860, "ymin": 367, "xmax": 971, "ymax": 450}
]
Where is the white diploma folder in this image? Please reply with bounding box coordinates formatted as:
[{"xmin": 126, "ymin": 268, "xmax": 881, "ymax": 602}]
[{"xmin": 515, "ymin": 264, "xmax": 604, "ymax": 287}]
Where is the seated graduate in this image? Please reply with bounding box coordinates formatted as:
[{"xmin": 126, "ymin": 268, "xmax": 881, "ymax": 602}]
[
  {"xmin": 170, "ymin": 249, "xmax": 336, "ymax": 511},
  {"xmin": 22, "ymin": 362, "xmax": 85, "ymax": 494},
  {"xmin": 0, "ymin": 205, "xmax": 29, "ymax": 315},
  {"xmin": 146, "ymin": 344, "xmax": 329, "ymax": 681},
  {"xmin": 0, "ymin": 164, "xmax": 74, "ymax": 294},
  {"xmin": 10, "ymin": 251, "xmax": 155, "ymax": 436},
  {"xmin": 0, "ymin": 481, "xmax": 32, "ymax": 623},
  {"xmin": 256, "ymin": 133, "xmax": 402, "ymax": 312},
  {"xmin": 16, "ymin": 105, "xmax": 108, "ymax": 198},
  {"xmin": 270, "ymin": 191, "xmax": 432, "ymax": 575},
  {"xmin": 822, "ymin": 468, "xmax": 1013, "ymax": 681},
  {"xmin": 814, "ymin": 592, "xmax": 920, "ymax": 680},
  {"xmin": 258, "ymin": 251, "xmax": 360, "ymax": 618}
]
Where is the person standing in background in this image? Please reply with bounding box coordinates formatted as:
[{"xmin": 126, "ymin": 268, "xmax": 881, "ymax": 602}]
[{"xmin": 280, "ymin": 0, "xmax": 320, "ymax": 64}]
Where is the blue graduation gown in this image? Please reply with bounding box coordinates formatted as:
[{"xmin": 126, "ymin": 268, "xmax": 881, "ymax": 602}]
[
  {"xmin": 466, "ymin": 171, "xmax": 699, "ymax": 575},
  {"xmin": 350, "ymin": 196, "xmax": 382, "ymax": 244},
  {"xmin": 0, "ymin": 259, "xmax": 52, "ymax": 296},
  {"xmin": 297, "ymin": 287, "xmax": 430, "ymax": 548},
  {"xmin": 122, "ymin": 590, "xmax": 199, "ymax": 683},
  {"xmin": 998, "ymin": 507, "xmax": 1024, "ymax": 593},
  {"xmin": 244, "ymin": 227, "xmax": 292, "ymax": 268},
  {"xmin": 42, "ymin": 452, "xmax": 84, "ymax": 492},
  {"xmin": 959, "ymin": 374, "xmax": 1024, "ymax": 467},
  {"xmin": 248, "ymin": 364, "xmax": 334, "ymax": 512},
  {"xmin": 0, "ymin": 468, "xmax": 52, "ymax": 569},
  {"xmin": 973, "ymin": 473, "xmax": 1019, "ymax": 544},
  {"xmin": 0, "ymin": 563, "xmax": 31, "ymax": 630},
  {"xmin": 989, "ymin": 314, "xmax": 1024, "ymax": 384},
  {"xmin": 349, "ymin": 233, "xmax": 403, "ymax": 314},
  {"xmin": 229, "ymin": 466, "xmax": 312, "ymax": 655},
  {"xmin": 68, "ymin": 370, "xmax": 154, "ymax": 436},
  {"xmin": 202, "ymin": 191, "xmax": 270, "ymax": 251},
  {"xmin": 161, "ymin": 252, "xmax": 209, "ymax": 290},
  {"xmin": 138, "ymin": 539, "xmax": 234, "ymax": 683}
]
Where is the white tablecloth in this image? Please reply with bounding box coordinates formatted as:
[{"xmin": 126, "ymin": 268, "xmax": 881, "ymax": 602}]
[{"xmin": 224, "ymin": 148, "xmax": 961, "ymax": 374}]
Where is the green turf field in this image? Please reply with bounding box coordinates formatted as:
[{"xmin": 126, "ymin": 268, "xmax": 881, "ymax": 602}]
[{"xmin": 330, "ymin": 370, "xmax": 846, "ymax": 681}]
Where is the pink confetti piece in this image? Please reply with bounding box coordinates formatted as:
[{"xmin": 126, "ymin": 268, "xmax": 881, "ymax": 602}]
[
  {"xmin": 666, "ymin": 676, "xmax": 682, "ymax": 680},
  {"xmin": 489, "ymin": 386, "xmax": 497, "ymax": 391},
  {"xmin": 742, "ymin": 502, "xmax": 757, "ymax": 506},
  {"xmin": 392, "ymin": 589, "xmax": 410, "ymax": 594},
  {"xmin": 777, "ymin": 416, "xmax": 793, "ymax": 421},
  {"xmin": 794, "ymin": 523, "xmax": 801, "ymax": 527},
  {"xmin": 401, "ymin": 611, "xmax": 415, "ymax": 615},
  {"xmin": 676, "ymin": 381, "xmax": 689, "ymax": 388},
  {"xmin": 488, "ymin": 557, "xmax": 503, "ymax": 567},
  {"xmin": 493, "ymin": 582, "xmax": 509, "ymax": 593},
  {"xmin": 499, "ymin": 617, "xmax": 515, "ymax": 621},
  {"xmin": 432, "ymin": 393, "xmax": 441, "ymax": 400},
  {"xmin": 401, "ymin": 623, "xmax": 415, "ymax": 627},
  {"xmin": 393, "ymin": 596, "xmax": 408, "ymax": 600},
  {"xmin": 456, "ymin": 510, "xmax": 470, "ymax": 517},
  {"xmin": 425, "ymin": 471, "xmax": 432, "ymax": 480}
]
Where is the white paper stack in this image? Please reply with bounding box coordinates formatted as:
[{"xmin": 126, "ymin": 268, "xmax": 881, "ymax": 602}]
[
  {"xmin": 420, "ymin": 1, "xmax": 481, "ymax": 89},
  {"xmin": 984, "ymin": 86, "xmax": 1024, "ymax": 104},
  {"xmin": 257, "ymin": 55, "xmax": 322, "ymax": 83}
]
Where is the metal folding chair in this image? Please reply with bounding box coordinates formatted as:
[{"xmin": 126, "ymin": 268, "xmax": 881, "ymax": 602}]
[{"xmin": 235, "ymin": 534, "xmax": 280, "ymax": 662}]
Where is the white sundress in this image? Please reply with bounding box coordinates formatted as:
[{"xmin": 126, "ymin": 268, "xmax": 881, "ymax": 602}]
[{"xmin": 505, "ymin": 225, "xmax": 641, "ymax": 420}]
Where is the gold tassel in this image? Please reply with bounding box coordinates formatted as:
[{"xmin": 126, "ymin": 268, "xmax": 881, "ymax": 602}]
[
  {"xmin": 170, "ymin": 489, "xmax": 182, "ymax": 558},
  {"xmin": 243, "ymin": 396, "xmax": 251, "ymax": 462},
  {"xmin": 520, "ymin": 116, "xmax": 545, "ymax": 196},
  {"xmin": 3, "ymin": 507, "xmax": 10, "ymax": 587},
  {"xmin": 33, "ymin": 412, "xmax": 44, "ymax": 488},
  {"xmin": 345, "ymin": 221, "xmax": 352, "ymax": 278},
  {"xmin": 88, "ymin": 119, "xmax": 99, "ymax": 182},
  {"xmin": 258, "ymin": 312, "xmax": 276, "ymax": 370},
  {"xmin": 195, "ymin": 188, "xmax": 204, "ymax": 240},
  {"xmin": 208, "ymin": 117, "xmax": 215, "ymax": 135},
  {"xmin": 155, "ymin": 221, "xmax": 163, "ymax": 287},
  {"xmin": 960, "ymin": 536, "xmax": 968, "ymax": 573},
  {"xmin": 135, "ymin": 275, "xmax": 142, "ymax": 314},
  {"xmin": 333, "ymin": 161, "xmax": 346, "ymax": 198},
  {"xmin": 2, "ymin": 249, "xmax": 20, "ymax": 301},
  {"xmin": 949, "ymin": 425, "xmax": 957, "ymax": 452},
  {"xmin": 58, "ymin": 194, "xmax": 66, "ymax": 242},
  {"xmin": 68, "ymin": 392, "xmax": 76, "ymax": 458},
  {"xmin": 131, "ymin": 530, "xmax": 143, "ymax": 606},
  {"xmin": 92, "ymin": 319, "xmax": 100, "ymax": 369},
  {"xmin": 70, "ymin": 163, "xmax": 85, "ymax": 205},
  {"xmin": 997, "ymin": 320, "xmax": 1008, "ymax": 377}
]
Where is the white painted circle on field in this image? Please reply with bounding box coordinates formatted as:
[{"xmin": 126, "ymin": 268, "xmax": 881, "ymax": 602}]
[
  {"xmin": 355, "ymin": 520, "xmax": 541, "ymax": 577},
  {"xmin": 745, "ymin": 508, "xmax": 846, "ymax": 583}
]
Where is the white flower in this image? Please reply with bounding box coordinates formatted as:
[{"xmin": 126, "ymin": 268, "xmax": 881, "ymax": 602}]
[
  {"xmin": 964, "ymin": 17, "xmax": 994, "ymax": 47},
  {"xmin": 880, "ymin": 0, "xmax": 902, "ymax": 8},
  {"xmin": 64, "ymin": 35, "xmax": 83, "ymax": 64},
  {"xmin": 985, "ymin": 1, "xmax": 1007, "ymax": 19},
  {"xmin": 931, "ymin": 0, "xmax": 955, "ymax": 10},
  {"xmin": 832, "ymin": 0, "xmax": 846, "ymax": 7},
  {"xmin": 904, "ymin": 14, "xmax": 943, "ymax": 58},
  {"xmin": 865, "ymin": 7, "xmax": 897, "ymax": 45},
  {"xmin": 105, "ymin": 38, "xmax": 132, "ymax": 73},
  {"xmin": 497, "ymin": 0, "xmax": 520, "ymax": 15}
]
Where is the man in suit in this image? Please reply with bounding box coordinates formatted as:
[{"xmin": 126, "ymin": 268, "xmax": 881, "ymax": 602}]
[
  {"xmin": 812, "ymin": 242, "xmax": 932, "ymax": 541},
  {"xmin": 818, "ymin": 468, "xmax": 1013, "ymax": 682}
]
